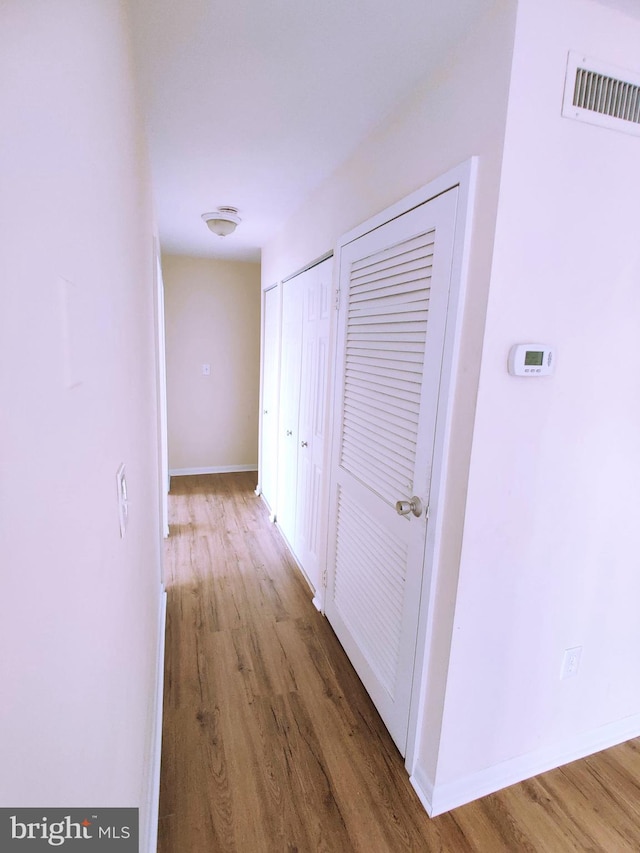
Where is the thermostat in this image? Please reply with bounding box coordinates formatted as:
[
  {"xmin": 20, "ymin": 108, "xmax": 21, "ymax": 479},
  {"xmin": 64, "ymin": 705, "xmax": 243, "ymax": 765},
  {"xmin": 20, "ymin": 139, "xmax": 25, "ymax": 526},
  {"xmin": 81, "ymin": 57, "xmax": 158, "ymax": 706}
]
[{"xmin": 508, "ymin": 344, "xmax": 555, "ymax": 376}]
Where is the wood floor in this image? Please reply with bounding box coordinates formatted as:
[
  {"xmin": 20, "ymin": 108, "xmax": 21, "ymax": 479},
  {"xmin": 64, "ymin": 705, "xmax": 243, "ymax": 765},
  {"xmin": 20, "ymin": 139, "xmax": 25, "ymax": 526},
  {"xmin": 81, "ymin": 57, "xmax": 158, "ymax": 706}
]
[{"xmin": 158, "ymin": 473, "xmax": 640, "ymax": 852}]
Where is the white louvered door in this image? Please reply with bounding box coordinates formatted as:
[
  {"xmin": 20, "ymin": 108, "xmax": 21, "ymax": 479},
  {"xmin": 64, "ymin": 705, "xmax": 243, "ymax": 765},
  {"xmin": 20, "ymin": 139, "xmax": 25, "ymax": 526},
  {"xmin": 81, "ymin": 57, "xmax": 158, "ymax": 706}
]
[{"xmin": 325, "ymin": 188, "xmax": 458, "ymax": 754}]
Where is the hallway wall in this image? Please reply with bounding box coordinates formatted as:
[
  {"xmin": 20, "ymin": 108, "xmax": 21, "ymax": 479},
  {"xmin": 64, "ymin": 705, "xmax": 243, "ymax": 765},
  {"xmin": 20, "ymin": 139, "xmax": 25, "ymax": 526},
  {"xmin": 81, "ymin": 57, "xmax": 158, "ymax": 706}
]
[
  {"xmin": 162, "ymin": 254, "xmax": 261, "ymax": 474},
  {"xmin": 431, "ymin": 0, "xmax": 640, "ymax": 809},
  {"xmin": 0, "ymin": 0, "xmax": 163, "ymax": 833}
]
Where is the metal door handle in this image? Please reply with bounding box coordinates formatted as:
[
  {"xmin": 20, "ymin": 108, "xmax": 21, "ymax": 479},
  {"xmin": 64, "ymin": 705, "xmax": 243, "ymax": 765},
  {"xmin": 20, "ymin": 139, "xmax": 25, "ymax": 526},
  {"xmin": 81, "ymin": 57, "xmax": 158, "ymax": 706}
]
[
  {"xmin": 286, "ymin": 430, "xmax": 292, "ymax": 436},
  {"xmin": 301, "ymin": 441, "xmax": 308, "ymax": 447},
  {"xmin": 395, "ymin": 496, "xmax": 423, "ymax": 518}
]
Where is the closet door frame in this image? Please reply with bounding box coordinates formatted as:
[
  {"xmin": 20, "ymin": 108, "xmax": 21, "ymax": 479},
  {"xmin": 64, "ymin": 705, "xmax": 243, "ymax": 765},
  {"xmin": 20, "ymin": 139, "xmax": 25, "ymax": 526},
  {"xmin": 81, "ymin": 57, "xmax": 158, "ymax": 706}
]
[{"xmin": 326, "ymin": 159, "xmax": 478, "ymax": 775}]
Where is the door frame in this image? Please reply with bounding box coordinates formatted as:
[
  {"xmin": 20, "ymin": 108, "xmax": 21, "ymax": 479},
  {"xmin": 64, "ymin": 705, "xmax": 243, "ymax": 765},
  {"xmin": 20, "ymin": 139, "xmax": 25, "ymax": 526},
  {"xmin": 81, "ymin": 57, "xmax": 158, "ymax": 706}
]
[
  {"xmin": 324, "ymin": 158, "xmax": 478, "ymax": 775},
  {"xmin": 153, "ymin": 240, "xmax": 170, "ymax": 543}
]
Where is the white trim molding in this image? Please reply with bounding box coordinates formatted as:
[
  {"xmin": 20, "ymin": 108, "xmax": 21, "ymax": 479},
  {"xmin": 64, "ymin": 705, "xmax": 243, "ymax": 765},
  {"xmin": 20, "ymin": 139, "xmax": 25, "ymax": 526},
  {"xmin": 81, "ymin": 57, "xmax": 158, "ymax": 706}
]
[
  {"xmin": 412, "ymin": 712, "xmax": 640, "ymax": 816},
  {"xmin": 403, "ymin": 159, "xmax": 478, "ymax": 774},
  {"xmin": 409, "ymin": 765, "xmax": 434, "ymax": 816},
  {"xmin": 144, "ymin": 586, "xmax": 167, "ymax": 853},
  {"xmin": 169, "ymin": 464, "xmax": 258, "ymax": 477}
]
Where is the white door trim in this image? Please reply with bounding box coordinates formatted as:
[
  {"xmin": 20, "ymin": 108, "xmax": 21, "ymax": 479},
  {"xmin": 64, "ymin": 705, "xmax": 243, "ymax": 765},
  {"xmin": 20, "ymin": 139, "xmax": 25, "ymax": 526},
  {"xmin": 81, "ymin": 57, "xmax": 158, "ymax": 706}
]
[
  {"xmin": 329, "ymin": 158, "xmax": 478, "ymax": 773},
  {"xmin": 404, "ymin": 159, "xmax": 477, "ymax": 774},
  {"xmin": 154, "ymin": 243, "xmax": 170, "ymax": 542}
]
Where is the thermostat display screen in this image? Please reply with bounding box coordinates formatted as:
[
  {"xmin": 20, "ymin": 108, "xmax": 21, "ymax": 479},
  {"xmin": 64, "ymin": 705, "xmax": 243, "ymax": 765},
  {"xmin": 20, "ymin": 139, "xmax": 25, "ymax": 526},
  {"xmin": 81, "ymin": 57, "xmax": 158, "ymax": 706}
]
[
  {"xmin": 508, "ymin": 343, "xmax": 555, "ymax": 376},
  {"xmin": 525, "ymin": 350, "xmax": 544, "ymax": 366}
]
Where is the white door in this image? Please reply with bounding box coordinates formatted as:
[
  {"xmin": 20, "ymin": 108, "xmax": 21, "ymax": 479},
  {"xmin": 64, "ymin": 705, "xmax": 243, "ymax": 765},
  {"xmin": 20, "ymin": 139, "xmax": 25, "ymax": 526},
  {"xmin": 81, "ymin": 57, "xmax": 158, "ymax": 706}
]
[
  {"xmin": 294, "ymin": 259, "xmax": 332, "ymax": 591},
  {"xmin": 277, "ymin": 278, "xmax": 303, "ymax": 544},
  {"xmin": 260, "ymin": 286, "xmax": 280, "ymax": 513},
  {"xmin": 325, "ymin": 188, "xmax": 458, "ymax": 753}
]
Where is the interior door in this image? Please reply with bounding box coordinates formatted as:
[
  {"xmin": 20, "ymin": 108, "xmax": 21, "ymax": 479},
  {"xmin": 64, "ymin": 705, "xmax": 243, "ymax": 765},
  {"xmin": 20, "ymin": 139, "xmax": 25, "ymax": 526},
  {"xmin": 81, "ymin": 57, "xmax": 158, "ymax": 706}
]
[
  {"xmin": 277, "ymin": 278, "xmax": 303, "ymax": 544},
  {"xmin": 324, "ymin": 188, "xmax": 458, "ymax": 754},
  {"xmin": 260, "ymin": 286, "xmax": 279, "ymax": 512},
  {"xmin": 295, "ymin": 259, "xmax": 332, "ymax": 591}
]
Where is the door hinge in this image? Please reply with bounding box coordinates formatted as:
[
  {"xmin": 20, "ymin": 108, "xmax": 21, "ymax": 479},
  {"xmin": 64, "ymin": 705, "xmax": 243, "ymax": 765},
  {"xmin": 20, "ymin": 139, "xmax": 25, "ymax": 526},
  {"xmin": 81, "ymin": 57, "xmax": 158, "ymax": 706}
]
[{"xmin": 334, "ymin": 288, "xmax": 340, "ymax": 310}]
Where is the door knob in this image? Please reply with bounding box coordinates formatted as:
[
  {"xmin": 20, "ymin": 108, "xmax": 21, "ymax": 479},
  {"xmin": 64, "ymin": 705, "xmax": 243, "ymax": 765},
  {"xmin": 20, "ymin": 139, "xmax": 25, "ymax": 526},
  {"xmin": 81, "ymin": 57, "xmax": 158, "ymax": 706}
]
[
  {"xmin": 395, "ymin": 496, "xmax": 423, "ymax": 518},
  {"xmin": 301, "ymin": 441, "xmax": 308, "ymax": 447},
  {"xmin": 286, "ymin": 430, "xmax": 292, "ymax": 436}
]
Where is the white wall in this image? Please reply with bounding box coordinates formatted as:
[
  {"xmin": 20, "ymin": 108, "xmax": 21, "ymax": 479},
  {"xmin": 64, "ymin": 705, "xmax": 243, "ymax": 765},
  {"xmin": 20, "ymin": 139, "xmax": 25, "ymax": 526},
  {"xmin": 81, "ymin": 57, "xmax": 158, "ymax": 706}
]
[
  {"xmin": 0, "ymin": 0, "xmax": 163, "ymax": 836},
  {"xmin": 262, "ymin": 0, "xmax": 516, "ymax": 290},
  {"xmin": 163, "ymin": 254, "xmax": 261, "ymax": 474},
  {"xmin": 430, "ymin": 0, "xmax": 640, "ymax": 811},
  {"xmin": 262, "ymin": 0, "xmax": 518, "ymax": 793}
]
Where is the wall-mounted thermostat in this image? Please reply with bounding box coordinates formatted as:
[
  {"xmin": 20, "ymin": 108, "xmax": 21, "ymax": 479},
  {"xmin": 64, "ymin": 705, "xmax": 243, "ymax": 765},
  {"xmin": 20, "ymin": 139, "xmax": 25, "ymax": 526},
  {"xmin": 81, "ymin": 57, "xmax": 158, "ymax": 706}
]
[{"xmin": 508, "ymin": 344, "xmax": 555, "ymax": 376}]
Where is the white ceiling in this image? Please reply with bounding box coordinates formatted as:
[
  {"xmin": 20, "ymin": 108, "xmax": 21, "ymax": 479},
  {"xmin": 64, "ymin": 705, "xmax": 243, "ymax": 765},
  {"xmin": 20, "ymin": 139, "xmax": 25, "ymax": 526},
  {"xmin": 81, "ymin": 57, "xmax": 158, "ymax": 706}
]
[{"xmin": 130, "ymin": 0, "xmax": 489, "ymax": 262}]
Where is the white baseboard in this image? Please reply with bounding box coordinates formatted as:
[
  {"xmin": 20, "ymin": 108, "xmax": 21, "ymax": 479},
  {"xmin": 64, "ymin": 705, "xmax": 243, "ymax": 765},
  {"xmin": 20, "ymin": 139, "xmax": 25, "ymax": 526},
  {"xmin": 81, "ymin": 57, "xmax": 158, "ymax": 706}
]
[
  {"xmin": 256, "ymin": 492, "xmax": 275, "ymax": 520},
  {"xmin": 415, "ymin": 712, "xmax": 640, "ymax": 817},
  {"xmin": 409, "ymin": 765, "xmax": 435, "ymax": 816},
  {"xmin": 169, "ymin": 464, "xmax": 258, "ymax": 476},
  {"xmin": 144, "ymin": 586, "xmax": 167, "ymax": 853}
]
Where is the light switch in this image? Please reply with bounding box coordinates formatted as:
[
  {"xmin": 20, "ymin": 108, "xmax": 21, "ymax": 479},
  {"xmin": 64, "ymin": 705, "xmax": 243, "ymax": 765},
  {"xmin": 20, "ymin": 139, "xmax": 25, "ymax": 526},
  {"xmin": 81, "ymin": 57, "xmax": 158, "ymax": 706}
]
[
  {"xmin": 116, "ymin": 464, "xmax": 128, "ymax": 538},
  {"xmin": 202, "ymin": 363, "xmax": 211, "ymax": 376}
]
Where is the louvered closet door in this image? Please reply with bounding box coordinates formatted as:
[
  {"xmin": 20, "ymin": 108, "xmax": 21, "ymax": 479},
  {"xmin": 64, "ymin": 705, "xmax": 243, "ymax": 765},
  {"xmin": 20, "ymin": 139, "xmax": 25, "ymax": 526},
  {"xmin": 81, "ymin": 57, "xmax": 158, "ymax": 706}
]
[{"xmin": 325, "ymin": 188, "xmax": 458, "ymax": 754}]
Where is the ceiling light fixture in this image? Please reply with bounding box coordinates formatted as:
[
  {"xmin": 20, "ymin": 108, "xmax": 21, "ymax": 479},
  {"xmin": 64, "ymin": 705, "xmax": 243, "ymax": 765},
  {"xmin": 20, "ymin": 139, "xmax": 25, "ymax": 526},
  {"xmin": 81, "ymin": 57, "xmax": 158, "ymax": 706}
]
[{"xmin": 201, "ymin": 206, "xmax": 241, "ymax": 237}]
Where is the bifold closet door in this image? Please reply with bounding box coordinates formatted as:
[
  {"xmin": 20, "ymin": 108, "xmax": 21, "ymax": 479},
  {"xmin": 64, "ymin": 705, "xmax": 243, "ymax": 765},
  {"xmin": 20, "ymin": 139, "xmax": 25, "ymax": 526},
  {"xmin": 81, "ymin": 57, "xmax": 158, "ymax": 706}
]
[
  {"xmin": 294, "ymin": 260, "xmax": 332, "ymax": 591},
  {"xmin": 260, "ymin": 286, "xmax": 279, "ymax": 512},
  {"xmin": 277, "ymin": 279, "xmax": 303, "ymax": 545},
  {"xmin": 325, "ymin": 188, "xmax": 458, "ymax": 754}
]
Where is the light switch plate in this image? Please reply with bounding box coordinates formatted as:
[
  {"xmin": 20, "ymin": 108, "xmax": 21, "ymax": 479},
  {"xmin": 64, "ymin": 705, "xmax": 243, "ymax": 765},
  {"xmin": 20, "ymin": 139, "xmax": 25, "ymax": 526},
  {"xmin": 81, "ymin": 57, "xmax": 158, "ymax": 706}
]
[
  {"xmin": 116, "ymin": 464, "xmax": 128, "ymax": 538},
  {"xmin": 561, "ymin": 646, "xmax": 582, "ymax": 679}
]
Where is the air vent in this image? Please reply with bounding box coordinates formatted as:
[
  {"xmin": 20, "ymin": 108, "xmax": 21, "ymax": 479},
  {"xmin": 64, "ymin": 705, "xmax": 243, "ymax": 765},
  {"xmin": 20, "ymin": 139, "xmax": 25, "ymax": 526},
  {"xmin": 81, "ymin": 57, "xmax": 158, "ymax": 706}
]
[{"xmin": 562, "ymin": 51, "xmax": 640, "ymax": 137}]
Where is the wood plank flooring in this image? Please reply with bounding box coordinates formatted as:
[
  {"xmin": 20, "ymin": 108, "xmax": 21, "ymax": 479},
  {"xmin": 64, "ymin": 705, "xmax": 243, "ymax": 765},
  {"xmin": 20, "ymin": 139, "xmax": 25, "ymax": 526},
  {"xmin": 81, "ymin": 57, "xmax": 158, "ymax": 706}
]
[{"xmin": 158, "ymin": 473, "xmax": 640, "ymax": 852}]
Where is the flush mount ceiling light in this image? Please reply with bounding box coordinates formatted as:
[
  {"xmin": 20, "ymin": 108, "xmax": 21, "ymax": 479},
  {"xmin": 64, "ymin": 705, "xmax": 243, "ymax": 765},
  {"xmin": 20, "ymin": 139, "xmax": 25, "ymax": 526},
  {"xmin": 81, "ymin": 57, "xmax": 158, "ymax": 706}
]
[{"xmin": 201, "ymin": 206, "xmax": 241, "ymax": 237}]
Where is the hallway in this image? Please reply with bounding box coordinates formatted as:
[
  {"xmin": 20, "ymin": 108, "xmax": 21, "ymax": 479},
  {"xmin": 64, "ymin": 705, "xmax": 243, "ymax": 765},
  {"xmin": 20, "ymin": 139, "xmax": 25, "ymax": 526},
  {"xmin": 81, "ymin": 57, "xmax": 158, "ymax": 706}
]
[{"xmin": 158, "ymin": 473, "xmax": 640, "ymax": 852}]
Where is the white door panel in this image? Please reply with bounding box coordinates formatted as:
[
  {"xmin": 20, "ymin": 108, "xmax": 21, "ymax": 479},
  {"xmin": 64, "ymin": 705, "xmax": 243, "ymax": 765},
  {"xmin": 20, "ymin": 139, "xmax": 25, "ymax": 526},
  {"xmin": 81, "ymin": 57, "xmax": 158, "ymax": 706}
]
[
  {"xmin": 277, "ymin": 279, "xmax": 303, "ymax": 544},
  {"xmin": 277, "ymin": 258, "xmax": 332, "ymax": 590},
  {"xmin": 260, "ymin": 286, "xmax": 279, "ymax": 512},
  {"xmin": 325, "ymin": 188, "xmax": 458, "ymax": 753},
  {"xmin": 295, "ymin": 261, "xmax": 332, "ymax": 590}
]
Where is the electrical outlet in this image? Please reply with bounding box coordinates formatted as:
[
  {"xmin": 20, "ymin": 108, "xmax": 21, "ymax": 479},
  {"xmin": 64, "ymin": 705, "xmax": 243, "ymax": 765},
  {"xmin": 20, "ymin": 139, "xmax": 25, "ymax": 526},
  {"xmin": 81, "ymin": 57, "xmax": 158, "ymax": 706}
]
[{"xmin": 561, "ymin": 646, "xmax": 582, "ymax": 679}]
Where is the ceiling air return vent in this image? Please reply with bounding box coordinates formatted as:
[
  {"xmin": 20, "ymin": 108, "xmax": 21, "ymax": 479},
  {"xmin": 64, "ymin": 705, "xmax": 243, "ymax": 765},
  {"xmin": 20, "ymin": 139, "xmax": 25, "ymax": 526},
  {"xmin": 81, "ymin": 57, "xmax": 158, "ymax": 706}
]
[{"xmin": 562, "ymin": 51, "xmax": 640, "ymax": 136}]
